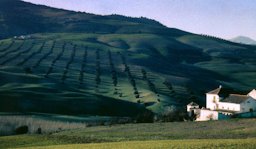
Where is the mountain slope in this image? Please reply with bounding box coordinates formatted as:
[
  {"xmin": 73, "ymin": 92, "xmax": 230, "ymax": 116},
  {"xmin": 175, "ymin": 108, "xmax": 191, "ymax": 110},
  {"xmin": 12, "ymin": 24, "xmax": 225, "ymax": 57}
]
[
  {"xmin": 0, "ymin": 0, "xmax": 188, "ymax": 39},
  {"xmin": 231, "ymin": 36, "xmax": 256, "ymax": 45},
  {"xmin": 0, "ymin": 0, "xmax": 256, "ymax": 118}
]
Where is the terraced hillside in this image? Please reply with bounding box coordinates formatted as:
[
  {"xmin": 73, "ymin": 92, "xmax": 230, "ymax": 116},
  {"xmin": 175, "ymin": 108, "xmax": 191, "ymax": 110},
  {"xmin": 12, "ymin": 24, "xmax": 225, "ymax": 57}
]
[{"xmin": 0, "ymin": 0, "xmax": 256, "ymax": 118}]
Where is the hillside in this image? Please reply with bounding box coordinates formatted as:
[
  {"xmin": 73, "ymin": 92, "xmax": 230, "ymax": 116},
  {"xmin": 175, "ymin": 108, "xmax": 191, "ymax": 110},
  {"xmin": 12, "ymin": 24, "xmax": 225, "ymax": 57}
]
[
  {"xmin": 231, "ymin": 36, "xmax": 256, "ymax": 45},
  {"xmin": 0, "ymin": 0, "xmax": 256, "ymax": 118},
  {"xmin": 0, "ymin": 0, "xmax": 185, "ymax": 39}
]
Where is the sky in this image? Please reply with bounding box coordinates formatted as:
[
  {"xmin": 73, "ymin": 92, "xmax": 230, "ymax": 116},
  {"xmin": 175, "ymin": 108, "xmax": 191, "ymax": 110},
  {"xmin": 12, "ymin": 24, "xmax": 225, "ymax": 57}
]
[{"xmin": 22, "ymin": 0, "xmax": 256, "ymax": 40}]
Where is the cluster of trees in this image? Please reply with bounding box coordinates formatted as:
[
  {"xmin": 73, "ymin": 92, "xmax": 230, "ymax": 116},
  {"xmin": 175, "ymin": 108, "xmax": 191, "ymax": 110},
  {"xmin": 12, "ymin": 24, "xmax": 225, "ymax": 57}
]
[
  {"xmin": 109, "ymin": 14, "xmax": 163, "ymax": 27},
  {"xmin": 45, "ymin": 43, "xmax": 66, "ymax": 78},
  {"xmin": 17, "ymin": 42, "xmax": 46, "ymax": 66},
  {"xmin": 0, "ymin": 40, "xmax": 14, "ymax": 53},
  {"xmin": 135, "ymin": 106, "xmax": 188, "ymax": 123},
  {"xmin": 108, "ymin": 50, "xmax": 118, "ymax": 87},
  {"xmin": 163, "ymin": 80, "xmax": 173, "ymax": 90},
  {"xmin": 61, "ymin": 45, "xmax": 76, "ymax": 83},
  {"xmin": 201, "ymin": 34, "xmax": 229, "ymax": 42},
  {"xmin": 154, "ymin": 106, "xmax": 188, "ymax": 122},
  {"xmin": 95, "ymin": 49, "xmax": 101, "ymax": 88},
  {"xmin": 0, "ymin": 40, "xmax": 25, "ymax": 60},
  {"xmin": 33, "ymin": 41, "xmax": 55, "ymax": 68},
  {"xmin": 79, "ymin": 47, "xmax": 87, "ymax": 84},
  {"xmin": 163, "ymin": 80, "xmax": 175, "ymax": 94},
  {"xmin": 141, "ymin": 69, "xmax": 158, "ymax": 95},
  {"xmin": 120, "ymin": 54, "xmax": 140, "ymax": 98},
  {"xmin": 1, "ymin": 41, "xmax": 34, "ymax": 65}
]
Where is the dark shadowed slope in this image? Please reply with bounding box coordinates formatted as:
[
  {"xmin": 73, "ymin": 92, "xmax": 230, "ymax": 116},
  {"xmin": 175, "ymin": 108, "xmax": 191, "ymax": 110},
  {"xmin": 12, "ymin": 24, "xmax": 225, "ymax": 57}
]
[{"xmin": 0, "ymin": 0, "xmax": 189, "ymax": 39}]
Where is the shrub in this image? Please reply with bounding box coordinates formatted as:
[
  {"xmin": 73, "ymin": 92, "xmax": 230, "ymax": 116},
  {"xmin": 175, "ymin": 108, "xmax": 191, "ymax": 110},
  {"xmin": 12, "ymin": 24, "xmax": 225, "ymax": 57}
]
[
  {"xmin": 24, "ymin": 67, "xmax": 32, "ymax": 74},
  {"xmin": 135, "ymin": 110, "xmax": 154, "ymax": 123},
  {"xmin": 15, "ymin": 125, "xmax": 28, "ymax": 135},
  {"xmin": 37, "ymin": 127, "xmax": 42, "ymax": 134}
]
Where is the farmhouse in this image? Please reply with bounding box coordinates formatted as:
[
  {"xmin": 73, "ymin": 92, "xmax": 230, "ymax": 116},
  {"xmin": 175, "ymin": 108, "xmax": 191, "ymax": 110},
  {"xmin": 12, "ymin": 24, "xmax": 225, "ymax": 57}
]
[{"xmin": 187, "ymin": 86, "xmax": 256, "ymax": 121}]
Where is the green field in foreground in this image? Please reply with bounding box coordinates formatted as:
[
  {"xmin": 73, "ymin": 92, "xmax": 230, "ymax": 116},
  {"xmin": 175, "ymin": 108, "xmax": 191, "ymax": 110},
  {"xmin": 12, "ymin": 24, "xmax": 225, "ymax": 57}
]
[
  {"xmin": 17, "ymin": 139, "xmax": 256, "ymax": 149},
  {"xmin": 1, "ymin": 118, "xmax": 256, "ymax": 148}
]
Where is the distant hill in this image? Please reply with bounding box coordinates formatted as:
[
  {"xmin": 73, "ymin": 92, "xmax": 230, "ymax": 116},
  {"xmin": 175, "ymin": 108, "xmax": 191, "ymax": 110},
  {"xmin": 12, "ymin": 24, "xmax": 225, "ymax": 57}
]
[
  {"xmin": 230, "ymin": 36, "xmax": 256, "ymax": 45},
  {"xmin": 0, "ymin": 0, "xmax": 256, "ymax": 118},
  {"xmin": 0, "ymin": 0, "xmax": 187, "ymax": 39}
]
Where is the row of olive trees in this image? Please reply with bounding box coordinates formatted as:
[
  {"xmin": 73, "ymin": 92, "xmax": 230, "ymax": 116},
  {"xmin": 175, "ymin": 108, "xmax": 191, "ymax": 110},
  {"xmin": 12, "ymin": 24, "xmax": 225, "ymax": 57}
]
[
  {"xmin": 33, "ymin": 41, "xmax": 56, "ymax": 68},
  {"xmin": 141, "ymin": 69, "xmax": 160, "ymax": 102},
  {"xmin": 95, "ymin": 49, "xmax": 101, "ymax": 88},
  {"xmin": 141, "ymin": 69, "xmax": 157, "ymax": 94},
  {"xmin": 108, "ymin": 50, "xmax": 118, "ymax": 87},
  {"xmin": 0, "ymin": 40, "xmax": 25, "ymax": 60},
  {"xmin": 1, "ymin": 41, "xmax": 35, "ymax": 65},
  {"xmin": 17, "ymin": 42, "xmax": 46, "ymax": 66},
  {"xmin": 163, "ymin": 80, "xmax": 175, "ymax": 95},
  {"xmin": 0, "ymin": 40, "xmax": 15, "ymax": 53},
  {"xmin": 61, "ymin": 45, "xmax": 77, "ymax": 83},
  {"xmin": 45, "ymin": 42, "xmax": 66, "ymax": 78},
  {"xmin": 108, "ymin": 51, "xmax": 123, "ymax": 97},
  {"xmin": 79, "ymin": 47, "xmax": 88, "ymax": 84},
  {"xmin": 120, "ymin": 54, "xmax": 140, "ymax": 98},
  {"xmin": 200, "ymin": 34, "xmax": 229, "ymax": 42}
]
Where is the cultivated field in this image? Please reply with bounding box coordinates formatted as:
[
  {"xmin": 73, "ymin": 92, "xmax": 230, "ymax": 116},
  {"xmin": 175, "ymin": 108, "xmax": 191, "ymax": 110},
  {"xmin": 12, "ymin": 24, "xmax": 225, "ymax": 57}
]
[
  {"xmin": 0, "ymin": 34, "xmax": 192, "ymax": 117},
  {"xmin": 1, "ymin": 33, "xmax": 256, "ymax": 118},
  {"xmin": 18, "ymin": 139, "xmax": 256, "ymax": 149},
  {"xmin": 1, "ymin": 118, "xmax": 256, "ymax": 148}
]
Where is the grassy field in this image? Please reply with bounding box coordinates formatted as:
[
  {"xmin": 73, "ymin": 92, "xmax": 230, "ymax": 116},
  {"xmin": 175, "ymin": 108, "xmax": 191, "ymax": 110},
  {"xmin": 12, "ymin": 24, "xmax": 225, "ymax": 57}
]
[
  {"xmin": 16, "ymin": 139, "xmax": 256, "ymax": 149},
  {"xmin": 1, "ymin": 118, "xmax": 256, "ymax": 148}
]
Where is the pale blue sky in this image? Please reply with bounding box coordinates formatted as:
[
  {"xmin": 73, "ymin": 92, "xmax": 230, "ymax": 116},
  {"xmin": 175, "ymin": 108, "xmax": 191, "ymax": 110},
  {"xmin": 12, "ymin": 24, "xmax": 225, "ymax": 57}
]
[{"xmin": 22, "ymin": 0, "xmax": 256, "ymax": 40}]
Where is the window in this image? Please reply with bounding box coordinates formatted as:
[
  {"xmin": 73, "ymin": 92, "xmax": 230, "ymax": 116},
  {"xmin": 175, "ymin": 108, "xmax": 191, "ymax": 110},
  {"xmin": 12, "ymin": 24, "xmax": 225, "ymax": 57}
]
[{"xmin": 213, "ymin": 96, "xmax": 216, "ymax": 103}]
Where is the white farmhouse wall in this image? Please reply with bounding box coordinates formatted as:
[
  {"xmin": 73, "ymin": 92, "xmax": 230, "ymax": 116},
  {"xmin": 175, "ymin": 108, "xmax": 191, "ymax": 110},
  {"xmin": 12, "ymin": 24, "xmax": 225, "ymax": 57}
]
[
  {"xmin": 196, "ymin": 109, "xmax": 219, "ymax": 121},
  {"xmin": 206, "ymin": 94, "xmax": 220, "ymax": 110},
  {"xmin": 240, "ymin": 98, "xmax": 256, "ymax": 113},
  {"xmin": 217, "ymin": 102, "xmax": 240, "ymax": 112}
]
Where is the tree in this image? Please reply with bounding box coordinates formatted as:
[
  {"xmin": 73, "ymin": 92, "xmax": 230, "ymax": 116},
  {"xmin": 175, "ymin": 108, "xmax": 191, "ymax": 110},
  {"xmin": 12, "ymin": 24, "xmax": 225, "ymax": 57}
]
[{"xmin": 24, "ymin": 67, "xmax": 32, "ymax": 74}]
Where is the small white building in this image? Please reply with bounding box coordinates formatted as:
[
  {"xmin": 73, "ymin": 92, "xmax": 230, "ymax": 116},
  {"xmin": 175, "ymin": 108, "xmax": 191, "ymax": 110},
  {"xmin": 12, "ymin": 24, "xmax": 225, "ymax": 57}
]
[
  {"xmin": 187, "ymin": 102, "xmax": 199, "ymax": 112},
  {"xmin": 187, "ymin": 102, "xmax": 200, "ymax": 118},
  {"xmin": 188, "ymin": 86, "xmax": 256, "ymax": 121},
  {"xmin": 13, "ymin": 35, "xmax": 32, "ymax": 40}
]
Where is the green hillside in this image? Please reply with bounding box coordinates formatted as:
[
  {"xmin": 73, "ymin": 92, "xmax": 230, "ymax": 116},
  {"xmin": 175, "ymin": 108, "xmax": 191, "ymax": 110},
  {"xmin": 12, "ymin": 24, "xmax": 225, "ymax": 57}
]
[{"xmin": 0, "ymin": 0, "xmax": 256, "ymax": 118}]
